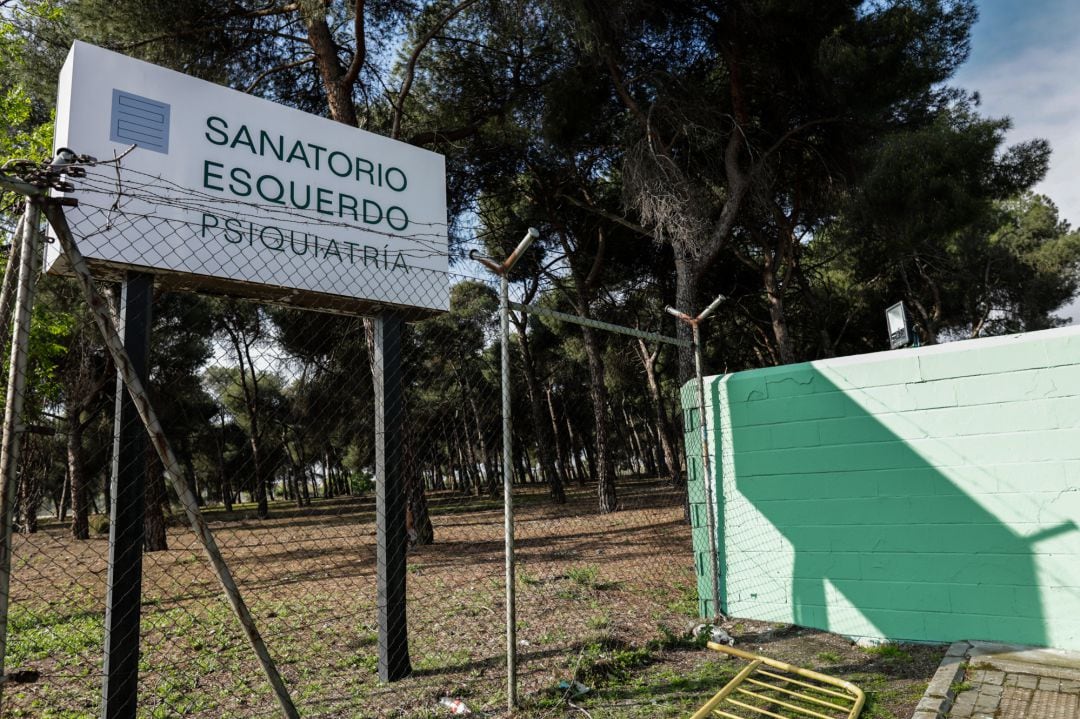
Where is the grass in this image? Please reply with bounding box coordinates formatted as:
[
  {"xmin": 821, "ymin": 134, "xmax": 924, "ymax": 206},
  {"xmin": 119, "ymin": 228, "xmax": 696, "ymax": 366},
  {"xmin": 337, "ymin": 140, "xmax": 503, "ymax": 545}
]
[
  {"xmin": 863, "ymin": 643, "xmax": 914, "ymax": 663},
  {"xmin": 3, "ymin": 479, "xmax": 945, "ymax": 718},
  {"xmin": 6, "ymin": 605, "xmax": 103, "ymax": 666},
  {"xmin": 586, "ymin": 613, "xmax": 611, "ymax": 631},
  {"xmin": 524, "ymin": 642, "xmax": 740, "ymax": 718},
  {"xmin": 535, "ymin": 624, "xmax": 943, "ymax": 719},
  {"xmin": 567, "ymin": 565, "xmax": 601, "ymax": 588},
  {"xmin": 573, "ymin": 637, "xmax": 656, "ymax": 686},
  {"xmin": 862, "ymin": 675, "xmax": 934, "ymax": 719},
  {"xmin": 663, "ymin": 581, "xmax": 700, "ymax": 617}
]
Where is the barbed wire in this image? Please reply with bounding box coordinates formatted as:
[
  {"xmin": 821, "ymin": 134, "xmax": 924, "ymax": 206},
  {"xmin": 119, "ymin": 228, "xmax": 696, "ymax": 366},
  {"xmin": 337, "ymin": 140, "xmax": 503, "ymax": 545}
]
[{"xmin": 72, "ymin": 163, "xmax": 454, "ymax": 252}]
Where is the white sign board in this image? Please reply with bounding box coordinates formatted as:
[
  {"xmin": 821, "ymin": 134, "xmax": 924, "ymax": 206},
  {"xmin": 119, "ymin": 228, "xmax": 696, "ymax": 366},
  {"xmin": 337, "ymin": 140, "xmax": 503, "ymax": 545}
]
[{"xmin": 50, "ymin": 41, "xmax": 449, "ymax": 314}]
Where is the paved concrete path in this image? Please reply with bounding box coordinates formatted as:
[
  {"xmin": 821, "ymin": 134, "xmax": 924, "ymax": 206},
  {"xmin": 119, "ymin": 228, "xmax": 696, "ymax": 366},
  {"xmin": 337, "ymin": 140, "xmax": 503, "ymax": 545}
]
[{"xmin": 913, "ymin": 640, "xmax": 1080, "ymax": 718}]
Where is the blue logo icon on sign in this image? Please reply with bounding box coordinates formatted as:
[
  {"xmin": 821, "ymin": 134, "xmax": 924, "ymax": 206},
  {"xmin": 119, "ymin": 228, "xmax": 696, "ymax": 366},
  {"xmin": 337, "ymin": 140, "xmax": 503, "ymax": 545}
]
[{"xmin": 110, "ymin": 90, "xmax": 171, "ymax": 154}]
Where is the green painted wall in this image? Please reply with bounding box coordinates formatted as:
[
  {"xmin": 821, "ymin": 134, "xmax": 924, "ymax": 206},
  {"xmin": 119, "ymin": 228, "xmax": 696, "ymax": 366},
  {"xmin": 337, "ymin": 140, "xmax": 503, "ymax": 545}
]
[{"xmin": 684, "ymin": 325, "xmax": 1080, "ymax": 649}]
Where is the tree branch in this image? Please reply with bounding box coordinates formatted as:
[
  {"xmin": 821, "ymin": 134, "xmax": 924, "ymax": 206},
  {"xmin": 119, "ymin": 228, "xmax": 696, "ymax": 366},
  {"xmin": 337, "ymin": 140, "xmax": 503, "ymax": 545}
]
[
  {"xmin": 558, "ymin": 193, "xmax": 656, "ymax": 240},
  {"xmin": 605, "ymin": 54, "xmax": 649, "ymax": 130},
  {"xmin": 243, "ymin": 54, "xmax": 316, "ymax": 93},
  {"xmin": 230, "ymin": 2, "xmax": 301, "ymax": 19},
  {"xmin": 391, "ymin": 0, "xmax": 480, "ymax": 139},
  {"xmin": 341, "ymin": 0, "xmax": 367, "ymax": 89},
  {"xmin": 407, "ymin": 124, "xmax": 479, "ymax": 146},
  {"xmin": 117, "ymin": 4, "xmax": 302, "ymax": 51},
  {"xmin": 758, "ymin": 117, "xmax": 842, "ymax": 165},
  {"xmin": 585, "ymin": 226, "xmax": 607, "ymax": 291}
]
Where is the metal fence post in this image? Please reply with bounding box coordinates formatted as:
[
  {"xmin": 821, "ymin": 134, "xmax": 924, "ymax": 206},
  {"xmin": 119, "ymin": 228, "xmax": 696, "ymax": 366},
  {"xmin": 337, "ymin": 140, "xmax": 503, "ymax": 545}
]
[
  {"xmin": 498, "ymin": 268, "xmax": 517, "ymax": 709},
  {"xmin": 472, "ymin": 227, "xmax": 538, "ymax": 713},
  {"xmin": 0, "ymin": 202, "xmax": 42, "ymax": 700},
  {"xmin": 667, "ymin": 294, "xmax": 725, "ymax": 620}
]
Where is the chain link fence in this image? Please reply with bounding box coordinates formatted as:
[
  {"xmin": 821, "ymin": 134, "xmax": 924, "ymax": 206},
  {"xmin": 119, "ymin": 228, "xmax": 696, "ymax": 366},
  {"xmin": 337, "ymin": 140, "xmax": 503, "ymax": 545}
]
[{"xmin": 0, "ymin": 160, "xmax": 707, "ymax": 718}]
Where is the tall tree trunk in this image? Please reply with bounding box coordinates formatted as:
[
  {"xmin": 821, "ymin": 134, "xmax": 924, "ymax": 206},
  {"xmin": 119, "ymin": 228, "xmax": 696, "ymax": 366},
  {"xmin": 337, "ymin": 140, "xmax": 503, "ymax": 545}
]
[
  {"xmin": 144, "ymin": 446, "xmax": 168, "ymax": 552},
  {"xmin": 565, "ymin": 414, "xmax": 588, "ymax": 485},
  {"xmin": 452, "ymin": 418, "xmax": 470, "ymax": 493},
  {"xmin": 302, "ymin": 9, "xmax": 362, "ymax": 127},
  {"xmin": 622, "ymin": 403, "xmax": 650, "ymax": 475},
  {"xmin": 673, "ymin": 249, "xmax": 700, "ymax": 383},
  {"xmin": 763, "ymin": 264, "xmax": 795, "ymax": 365},
  {"xmin": 294, "ymin": 440, "xmax": 310, "ymax": 507},
  {"xmin": 68, "ymin": 418, "xmax": 89, "ymax": 540},
  {"xmin": 456, "ymin": 439, "xmax": 472, "ymax": 494},
  {"xmin": 19, "ymin": 438, "xmax": 39, "ymax": 534},
  {"xmin": 217, "ymin": 427, "xmax": 233, "ymax": 513},
  {"xmin": 181, "ymin": 441, "xmax": 202, "ymax": 507},
  {"xmin": 51, "ymin": 478, "xmax": 64, "ymax": 521},
  {"xmin": 521, "ymin": 448, "xmax": 536, "ymax": 484},
  {"xmin": 582, "ymin": 442, "xmax": 598, "ymax": 489},
  {"xmin": 544, "ymin": 386, "xmax": 571, "ymax": 494},
  {"xmin": 438, "ymin": 432, "xmax": 452, "ymax": 491},
  {"xmin": 564, "ymin": 222, "xmax": 617, "ymax": 510},
  {"xmin": 514, "ymin": 318, "xmax": 565, "ymax": 502},
  {"xmin": 222, "ymin": 313, "xmax": 269, "ymax": 518},
  {"xmin": 236, "ymin": 336, "xmax": 267, "ymax": 511},
  {"xmin": 404, "ymin": 425, "xmax": 433, "ymax": 545},
  {"xmin": 323, "ymin": 449, "xmax": 334, "ymax": 499},
  {"xmin": 637, "ymin": 341, "xmax": 683, "ymax": 489},
  {"xmin": 249, "ymin": 431, "xmax": 267, "ymax": 516},
  {"xmin": 651, "ymin": 427, "xmax": 666, "ymax": 478},
  {"xmin": 292, "ymin": 464, "xmax": 304, "ymax": 507},
  {"xmin": 901, "ymin": 262, "xmax": 939, "ymax": 345},
  {"xmin": 468, "ymin": 396, "xmax": 496, "ymax": 497},
  {"xmin": 59, "ymin": 465, "xmax": 70, "ymax": 521},
  {"xmin": 434, "ymin": 460, "xmax": 446, "ymax": 491}
]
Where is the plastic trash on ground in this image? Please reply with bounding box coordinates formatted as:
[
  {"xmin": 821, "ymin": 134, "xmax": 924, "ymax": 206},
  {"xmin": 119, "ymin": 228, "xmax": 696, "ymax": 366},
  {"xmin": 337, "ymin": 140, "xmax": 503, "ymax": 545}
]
[
  {"xmin": 557, "ymin": 680, "xmax": 591, "ymax": 696},
  {"xmin": 438, "ymin": 697, "xmax": 472, "ymax": 715}
]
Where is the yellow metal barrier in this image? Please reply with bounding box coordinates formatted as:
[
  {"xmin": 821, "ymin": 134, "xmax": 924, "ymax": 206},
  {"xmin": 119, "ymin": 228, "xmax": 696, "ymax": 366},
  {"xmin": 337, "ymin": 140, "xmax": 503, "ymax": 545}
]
[{"xmin": 690, "ymin": 642, "xmax": 865, "ymax": 719}]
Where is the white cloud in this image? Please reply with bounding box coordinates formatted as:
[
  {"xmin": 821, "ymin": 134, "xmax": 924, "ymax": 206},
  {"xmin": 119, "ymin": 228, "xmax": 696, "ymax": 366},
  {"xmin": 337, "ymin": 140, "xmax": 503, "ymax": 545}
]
[
  {"xmin": 953, "ymin": 3, "xmax": 1080, "ymax": 322},
  {"xmin": 956, "ymin": 41, "xmax": 1080, "ymax": 228}
]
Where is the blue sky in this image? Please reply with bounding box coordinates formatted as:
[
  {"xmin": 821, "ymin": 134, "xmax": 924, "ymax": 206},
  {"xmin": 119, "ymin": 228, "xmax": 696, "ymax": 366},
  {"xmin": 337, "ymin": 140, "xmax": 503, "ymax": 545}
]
[{"xmin": 954, "ymin": 0, "xmax": 1080, "ymax": 228}]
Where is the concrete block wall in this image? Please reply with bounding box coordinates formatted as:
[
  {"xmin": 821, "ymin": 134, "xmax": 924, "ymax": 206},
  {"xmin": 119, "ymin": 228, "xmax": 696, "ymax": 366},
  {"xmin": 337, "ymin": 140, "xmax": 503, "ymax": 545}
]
[
  {"xmin": 681, "ymin": 390, "xmax": 721, "ymax": 618},
  {"xmin": 684, "ymin": 325, "xmax": 1080, "ymax": 649}
]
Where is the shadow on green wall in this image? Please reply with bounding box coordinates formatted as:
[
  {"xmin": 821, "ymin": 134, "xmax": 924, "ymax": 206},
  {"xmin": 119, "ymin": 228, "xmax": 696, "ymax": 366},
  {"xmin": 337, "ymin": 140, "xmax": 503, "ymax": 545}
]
[{"xmin": 722, "ymin": 366, "xmax": 1076, "ymax": 647}]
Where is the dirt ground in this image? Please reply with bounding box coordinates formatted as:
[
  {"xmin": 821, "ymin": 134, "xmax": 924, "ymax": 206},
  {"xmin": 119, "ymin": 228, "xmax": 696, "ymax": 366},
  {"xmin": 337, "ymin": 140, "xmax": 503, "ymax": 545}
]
[{"xmin": 1, "ymin": 478, "xmax": 943, "ymax": 718}]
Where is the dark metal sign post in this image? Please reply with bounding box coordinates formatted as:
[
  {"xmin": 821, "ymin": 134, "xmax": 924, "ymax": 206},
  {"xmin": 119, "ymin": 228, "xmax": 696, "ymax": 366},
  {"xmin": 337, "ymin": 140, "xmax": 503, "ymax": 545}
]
[
  {"xmin": 373, "ymin": 313, "xmax": 411, "ymax": 681},
  {"xmin": 101, "ymin": 272, "xmax": 153, "ymax": 718}
]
